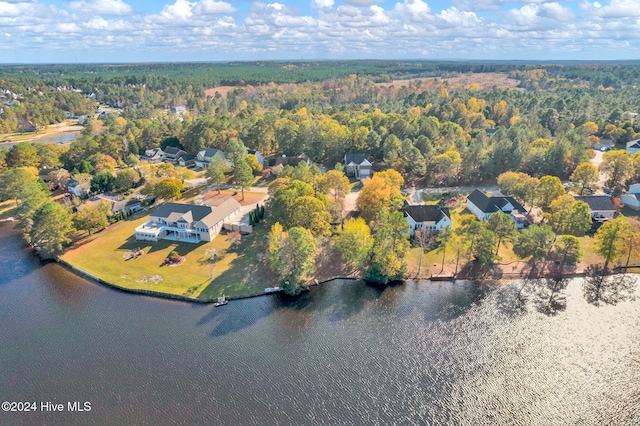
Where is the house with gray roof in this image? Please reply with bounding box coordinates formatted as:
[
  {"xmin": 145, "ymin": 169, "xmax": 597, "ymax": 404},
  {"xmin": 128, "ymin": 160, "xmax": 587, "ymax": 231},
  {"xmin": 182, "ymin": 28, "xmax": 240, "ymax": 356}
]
[
  {"xmin": 195, "ymin": 148, "xmax": 227, "ymax": 169},
  {"xmin": 141, "ymin": 147, "xmax": 165, "ymax": 164},
  {"xmin": 163, "ymin": 147, "xmax": 186, "ymax": 164},
  {"xmin": 466, "ymin": 189, "xmax": 528, "ymax": 229},
  {"xmin": 621, "ymin": 184, "xmax": 640, "ymax": 210},
  {"xmin": 344, "ymin": 153, "xmax": 372, "ymax": 179},
  {"xmin": 575, "ymin": 195, "xmax": 616, "ymax": 220},
  {"xmin": 134, "ymin": 199, "xmax": 241, "ymax": 243},
  {"xmin": 401, "ymin": 204, "xmax": 451, "ymax": 236},
  {"xmin": 627, "ymin": 139, "xmax": 640, "ymax": 154}
]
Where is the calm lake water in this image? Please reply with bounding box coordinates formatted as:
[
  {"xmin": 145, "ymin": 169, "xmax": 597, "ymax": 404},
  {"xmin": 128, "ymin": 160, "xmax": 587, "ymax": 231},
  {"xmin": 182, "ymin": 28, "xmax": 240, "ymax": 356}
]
[
  {"xmin": 1, "ymin": 221, "xmax": 639, "ymax": 425},
  {"xmin": 1, "ymin": 132, "xmax": 79, "ymax": 149}
]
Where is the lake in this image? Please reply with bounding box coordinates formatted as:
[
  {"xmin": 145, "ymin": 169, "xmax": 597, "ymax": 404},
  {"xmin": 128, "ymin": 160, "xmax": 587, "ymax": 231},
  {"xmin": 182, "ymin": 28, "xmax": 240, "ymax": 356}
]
[{"xmin": 1, "ymin": 222, "xmax": 639, "ymax": 425}]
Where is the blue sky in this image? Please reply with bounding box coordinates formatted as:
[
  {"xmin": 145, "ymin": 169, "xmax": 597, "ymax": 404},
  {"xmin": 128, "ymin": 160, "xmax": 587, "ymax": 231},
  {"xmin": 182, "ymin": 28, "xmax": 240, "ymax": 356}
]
[{"xmin": 1, "ymin": 0, "xmax": 640, "ymax": 63}]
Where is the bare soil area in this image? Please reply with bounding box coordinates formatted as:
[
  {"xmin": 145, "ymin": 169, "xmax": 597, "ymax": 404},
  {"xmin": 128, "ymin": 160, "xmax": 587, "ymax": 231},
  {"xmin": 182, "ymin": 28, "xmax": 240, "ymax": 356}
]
[{"xmin": 202, "ymin": 190, "xmax": 266, "ymax": 207}]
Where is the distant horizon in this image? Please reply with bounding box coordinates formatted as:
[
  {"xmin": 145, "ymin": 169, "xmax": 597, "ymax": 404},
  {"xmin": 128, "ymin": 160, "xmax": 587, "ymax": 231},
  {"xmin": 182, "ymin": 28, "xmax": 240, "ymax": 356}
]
[
  {"xmin": 3, "ymin": 58, "xmax": 640, "ymax": 66},
  {"xmin": 2, "ymin": 0, "xmax": 640, "ymax": 63}
]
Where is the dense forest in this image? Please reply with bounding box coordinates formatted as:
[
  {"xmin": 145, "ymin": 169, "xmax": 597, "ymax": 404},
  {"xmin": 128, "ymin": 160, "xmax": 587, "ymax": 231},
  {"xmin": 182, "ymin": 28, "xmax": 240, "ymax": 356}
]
[{"xmin": 2, "ymin": 61, "xmax": 640, "ymax": 186}]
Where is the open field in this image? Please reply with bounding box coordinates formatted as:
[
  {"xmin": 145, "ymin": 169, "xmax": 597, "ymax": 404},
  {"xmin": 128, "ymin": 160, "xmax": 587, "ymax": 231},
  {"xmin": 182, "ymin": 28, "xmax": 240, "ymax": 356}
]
[
  {"xmin": 202, "ymin": 189, "xmax": 266, "ymax": 207},
  {"xmin": 61, "ymin": 213, "xmax": 276, "ymax": 300},
  {"xmin": 376, "ymin": 72, "xmax": 521, "ymax": 91}
]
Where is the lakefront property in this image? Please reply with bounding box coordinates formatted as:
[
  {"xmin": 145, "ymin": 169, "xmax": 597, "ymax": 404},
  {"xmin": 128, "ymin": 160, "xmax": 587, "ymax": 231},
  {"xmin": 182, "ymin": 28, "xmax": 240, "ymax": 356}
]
[{"xmin": 135, "ymin": 199, "xmax": 241, "ymax": 243}]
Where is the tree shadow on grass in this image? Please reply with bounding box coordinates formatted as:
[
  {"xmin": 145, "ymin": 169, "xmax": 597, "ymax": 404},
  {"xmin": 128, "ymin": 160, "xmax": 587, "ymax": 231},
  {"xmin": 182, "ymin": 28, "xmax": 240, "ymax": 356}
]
[{"xmin": 117, "ymin": 235, "xmax": 206, "ymax": 256}]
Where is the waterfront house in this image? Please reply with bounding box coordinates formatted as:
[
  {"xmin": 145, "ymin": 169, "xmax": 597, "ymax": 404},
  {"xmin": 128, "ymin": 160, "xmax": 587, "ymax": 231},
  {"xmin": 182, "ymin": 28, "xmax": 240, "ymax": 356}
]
[
  {"xmin": 466, "ymin": 189, "xmax": 528, "ymax": 229},
  {"xmin": 141, "ymin": 147, "xmax": 165, "ymax": 164},
  {"xmin": 627, "ymin": 139, "xmax": 640, "ymax": 154},
  {"xmin": 344, "ymin": 153, "xmax": 372, "ymax": 179},
  {"xmin": 621, "ymin": 184, "xmax": 640, "ymax": 210},
  {"xmin": 135, "ymin": 198, "xmax": 241, "ymax": 243},
  {"xmin": 85, "ymin": 196, "xmax": 142, "ymax": 216},
  {"xmin": 400, "ymin": 204, "xmax": 452, "ymax": 236},
  {"xmin": 574, "ymin": 195, "xmax": 616, "ymax": 220},
  {"xmin": 17, "ymin": 120, "xmax": 37, "ymax": 132},
  {"xmin": 195, "ymin": 148, "xmax": 227, "ymax": 169}
]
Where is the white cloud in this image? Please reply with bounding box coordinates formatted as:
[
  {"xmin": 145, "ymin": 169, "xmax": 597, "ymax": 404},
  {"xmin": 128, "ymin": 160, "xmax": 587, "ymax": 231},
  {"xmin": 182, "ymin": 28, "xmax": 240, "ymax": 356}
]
[
  {"xmin": 453, "ymin": 0, "xmax": 552, "ymax": 12},
  {"xmin": 67, "ymin": 0, "xmax": 134, "ymax": 16},
  {"xmin": 341, "ymin": 0, "xmax": 382, "ymax": 7},
  {"xmin": 584, "ymin": 0, "xmax": 640, "ymax": 18},
  {"xmin": 393, "ymin": 0, "xmax": 433, "ymax": 23},
  {"xmin": 3, "ymin": 0, "xmax": 640, "ymax": 62},
  {"xmin": 311, "ymin": 0, "xmax": 334, "ymax": 9},
  {"xmin": 194, "ymin": 0, "xmax": 236, "ymax": 14}
]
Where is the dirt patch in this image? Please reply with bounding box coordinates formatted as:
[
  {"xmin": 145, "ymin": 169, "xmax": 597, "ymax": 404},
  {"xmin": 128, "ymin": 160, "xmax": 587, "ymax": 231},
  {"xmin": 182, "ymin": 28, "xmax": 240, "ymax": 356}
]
[
  {"xmin": 202, "ymin": 190, "xmax": 266, "ymax": 207},
  {"xmin": 123, "ymin": 248, "xmax": 144, "ymax": 260},
  {"xmin": 135, "ymin": 274, "xmax": 164, "ymax": 284},
  {"xmin": 376, "ymin": 72, "xmax": 521, "ymax": 91}
]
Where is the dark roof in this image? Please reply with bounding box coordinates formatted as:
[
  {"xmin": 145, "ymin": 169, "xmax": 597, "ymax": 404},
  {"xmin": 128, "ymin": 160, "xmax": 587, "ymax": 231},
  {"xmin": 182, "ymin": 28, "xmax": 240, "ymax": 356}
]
[
  {"xmin": 112, "ymin": 198, "xmax": 141, "ymax": 212},
  {"xmin": 467, "ymin": 189, "xmax": 526, "ymax": 214},
  {"xmin": 592, "ymin": 139, "xmax": 613, "ymax": 150},
  {"xmin": 401, "ymin": 205, "xmax": 450, "ymax": 223},
  {"xmin": 150, "ymin": 203, "xmax": 215, "ymax": 222},
  {"xmin": 164, "ymin": 147, "xmax": 185, "ymax": 156},
  {"xmin": 575, "ymin": 195, "xmax": 616, "ymax": 212},
  {"xmin": 247, "ymin": 149, "xmax": 261, "ymax": 156},
  {"xmin": 484, "ymin": 128, "xmax": 498, "ymax": 136},
  {"xmin": 266, "ymin": 156, "xmax": 309, "ymax": 167},
  {"xmin": 177, "ymin": 153, "xmax": 194, "ymax": 161},
  {"xmin": 344, "ymin": 153, "xmax": 371, "ymax": 165}
]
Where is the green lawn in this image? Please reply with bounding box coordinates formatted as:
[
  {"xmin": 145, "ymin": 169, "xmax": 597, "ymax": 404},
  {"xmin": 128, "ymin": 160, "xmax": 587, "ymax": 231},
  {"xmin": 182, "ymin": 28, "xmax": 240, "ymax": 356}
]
[
  {"xmin": 0, "ymin": 200, "xmax": 17, "ymax": 221},
  {"xmin": 61, "ymin": 213, "xmax": 275, "ymax": 300}
]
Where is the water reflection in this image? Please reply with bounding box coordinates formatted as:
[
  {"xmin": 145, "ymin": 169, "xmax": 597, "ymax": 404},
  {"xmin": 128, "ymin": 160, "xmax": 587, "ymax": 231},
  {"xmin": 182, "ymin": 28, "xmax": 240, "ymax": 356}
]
[
  {"xmin": 2, "ymin": 222, "xmax": 640, "ymax": 425},
  {"xmin": 583, "ymin": 272, "xmax": 637, "ymax": 306}
]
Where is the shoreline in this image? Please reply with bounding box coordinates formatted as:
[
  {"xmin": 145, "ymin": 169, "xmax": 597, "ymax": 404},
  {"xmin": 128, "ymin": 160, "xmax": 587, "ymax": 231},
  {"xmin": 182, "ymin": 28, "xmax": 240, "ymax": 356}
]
[
  {"xmin": 54, "ymin": 254, "xmax": 640, "ymax": 305},
  {"xmin": 4, "ymin": 221, "xmax": 638, "ymax": 305}
]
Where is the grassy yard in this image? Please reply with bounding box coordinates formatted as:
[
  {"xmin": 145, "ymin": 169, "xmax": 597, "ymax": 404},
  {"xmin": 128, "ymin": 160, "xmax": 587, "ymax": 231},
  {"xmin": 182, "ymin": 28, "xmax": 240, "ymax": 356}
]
[
  {"xmin": 61, "ymin": 213, "xmax": 275, "ymax": 300},
  {"xmin": 0, "ymin": 200, "xmax": 17, "ymax": 221}
]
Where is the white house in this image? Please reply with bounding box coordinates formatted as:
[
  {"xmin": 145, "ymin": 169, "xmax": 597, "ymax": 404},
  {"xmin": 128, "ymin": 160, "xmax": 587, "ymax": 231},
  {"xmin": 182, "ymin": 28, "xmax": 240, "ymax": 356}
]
[
  {"xmin": 466, "ymin": 189, "xmax": 528, "ymax": 229},
  {"xmin": 627, "ymin": 139, "xmax": 640, "ymax": 154},
  {"xmin": 140, "ymin": 148, "xmax": 165, "ymax": 164},
  {"xmin": 195, "ymin": 148, "xmax": 227, "ymax": 169},
  {"xmin": 344, "ymin": 153, "xmax": 372, "ymax": 179},
  {"xmin": 401, "ymin": 204, "xmax": 452, "ymax": 236},
  {"xmin": 574, "ymin": 195, "xmax": 616, "ymax": 220},
  {"xmin": 621, "ymin": 184, "xmax": 640, "ymax": 210},
  {"xmin": 135, "ymin": 198, "xmax": 241, "ymax": 243}
]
